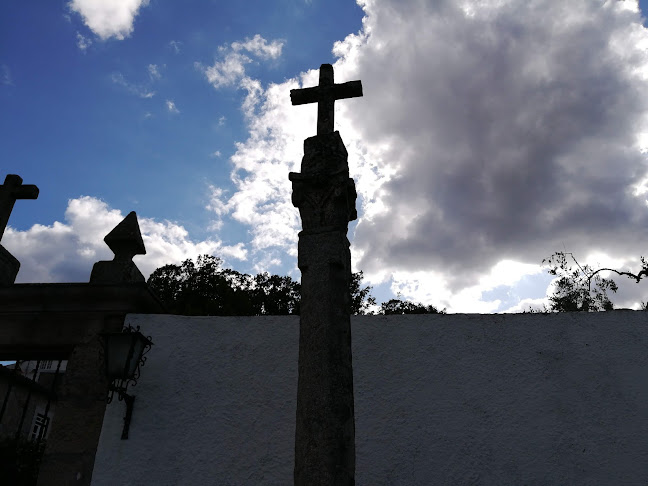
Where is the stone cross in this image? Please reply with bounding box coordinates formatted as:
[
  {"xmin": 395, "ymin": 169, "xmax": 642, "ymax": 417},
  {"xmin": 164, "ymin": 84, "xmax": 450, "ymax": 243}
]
[
  {"xmin": 0, "ymin": 174, "xmax": 39, "ymax": 242},
  {"xmin": 290, "ymin": 64, "xmax": 363, "ymax": 136},
  {"xmin": 290, "ymin": 66, "xmax": 362, "ymax": 486}
]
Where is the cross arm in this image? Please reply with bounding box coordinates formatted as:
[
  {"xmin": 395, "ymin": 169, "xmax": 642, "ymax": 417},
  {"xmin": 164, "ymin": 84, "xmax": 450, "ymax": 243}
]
[
  {"xmin": 290, "ymin": 86, "xmax": 321, "ymax": 106},
  {"xmin": 14, "ymin": 185, "xmax": 39, "ymax": 199},
  {"xmin": 290, "ymin": 80, "xmax": 363, "ymax": 106},
  {"xmin": 332, "ymin": 80, "xmax": 363, "ymax": 100}
]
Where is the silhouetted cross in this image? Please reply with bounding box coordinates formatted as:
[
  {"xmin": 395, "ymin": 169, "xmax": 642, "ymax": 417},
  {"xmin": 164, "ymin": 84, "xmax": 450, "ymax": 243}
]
[
  {"xmin": 290, "ymin": 64, "xmax": 363, "ymax": 135},
  {"xmin": 0, "ymin": 174, "xmax": 39, "ymax": 242}
]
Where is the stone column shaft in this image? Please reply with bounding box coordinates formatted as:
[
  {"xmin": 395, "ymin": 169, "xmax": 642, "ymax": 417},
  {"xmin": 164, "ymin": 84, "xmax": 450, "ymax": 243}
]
[{"xmin": 290, "ymin": 131, "xmax": 357, "ymax": 486}]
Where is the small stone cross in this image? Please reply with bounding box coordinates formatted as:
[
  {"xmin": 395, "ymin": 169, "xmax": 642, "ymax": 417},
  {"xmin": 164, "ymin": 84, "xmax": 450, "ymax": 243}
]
[
  {"xmin": 290, "ymin": 64, "xmax": 363, "ymax": 136},
  {"xmin": 0, "ymin": 174, "xmax": 39, "ymax": 242}
]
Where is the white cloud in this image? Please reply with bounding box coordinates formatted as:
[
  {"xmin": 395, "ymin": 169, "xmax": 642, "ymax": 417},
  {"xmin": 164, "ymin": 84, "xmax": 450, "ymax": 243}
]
[
  {"xmin": 76, "ymin": 32, "xmax": 92, "ymax": 51},
  {"xmin": 210, "ymin": 150, "xmax": 222, "ymax": 158},
  {"xmin": 3, "ymin": 196, "xmax": 246, "ymax": 283},
  {"xmin": 201, "ymin": 73, "xmax": 316, "ymax": 272},
  {"xmin": 148, "ymin": 63, "xmax": 161, "ymax": 80},
  {"xmin": 169, "ymin": 40, "xmax": 182, "ymax": 53},
  {"xmin": 197, "ymin": 53, "xmax": 251, "ymax": 89},
  {"xmin": 68, "ymin": 0, "xmax": 150, "ymax": 40},
  {"xmin": 231, "ymin": 34, "xmax": 284, "ymax": 60},
  {"xmin": 1, "ymin": 65, "xmax": 12, "ymax": 86},
  {"xmin": 502, "ymin": 297, "xmax": 549, "ymax": 314},
  {"xmin": 342, "ymin": 0, "xmax": 648, "ymax": 310},
  {"xmin": 166, "ymin": 99, "xmax": 179, "ymax": 113},
  {"xmin": 202, "ymin": 0, "xmax": 648, "ymax": 310},
  {"xmin": 206, "ymin": 186, "xmax": 230, "ymax": 231},
  {"xmin": 197, "ymin": 34, "xmax": 284, "ymax": 90},
  {"xmin": 111, "ymin": 72, "xmax": 154, "ymax": 98}
]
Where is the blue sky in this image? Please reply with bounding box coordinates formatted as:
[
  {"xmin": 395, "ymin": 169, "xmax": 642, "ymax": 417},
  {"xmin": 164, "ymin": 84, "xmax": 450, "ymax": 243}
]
[
  {"xmin": 1, "ymin": 0, "xmax": 363, "ymax": 240},
  {"xmin": 3, "ymin": 0, "xmax": 648, "ymax": 312}
]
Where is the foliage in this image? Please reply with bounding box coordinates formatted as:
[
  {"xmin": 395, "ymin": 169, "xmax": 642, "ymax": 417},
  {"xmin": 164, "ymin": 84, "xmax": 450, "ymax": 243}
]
[
  {"xmin": 148, "ymin": 255, "xmax": 377, "ymax": 316},
  {"xmin": 251, "ymin": 272, "xmax": 301, "ymax": 315},
  {"xmin": 148, "ymin": 255, "xmax": 300, "ymax": 316},
  {"xmin": 540, "ymin": 251, "xmax": 648, "ymax": 312},
  {"xmin": 543, "ymin": 252, "xmax": 617, "ymax": 311},
  {"xmin": 148, "ymin": 255, "xmax": 448, "ymax": 316},
  {"xmin": 350, "ymin": 271, "xmax": 376, "ymax": 315},
  {"xmin": 0, "ymin": 436, "xmax": 47, "ymax": 485},
  {"xmin": 379, "ymin": 298, "xmax": 444, "ymax": 315}
]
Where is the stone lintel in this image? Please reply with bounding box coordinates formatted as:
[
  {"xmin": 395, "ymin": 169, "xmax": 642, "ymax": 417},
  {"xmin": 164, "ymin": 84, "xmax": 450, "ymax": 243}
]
[
  {"xmin": 0, "ymin": 283, "xmax": 165, "ymax": 359},
  {"xmin": 0, "ymin": 282, "xmax": 165, "ymax": 313},
  {"xmin": 0, "ymin": 243, "xmax": 20, "ymax": 285}
]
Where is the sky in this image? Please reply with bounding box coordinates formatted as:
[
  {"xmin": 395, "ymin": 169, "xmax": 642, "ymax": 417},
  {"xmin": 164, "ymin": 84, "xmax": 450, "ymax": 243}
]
[{"xmin": 3, "ymin": 0, "xmax": 648, "ymax": 313}]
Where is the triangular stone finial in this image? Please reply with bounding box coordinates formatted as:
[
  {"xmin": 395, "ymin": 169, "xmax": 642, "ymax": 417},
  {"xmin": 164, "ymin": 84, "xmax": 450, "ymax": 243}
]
[
  {"xmin": 104, "ymin": 211, "xmax": 146, "ymax": 261},
  {"xmin": 90, "ymin": 211, "xmax": 146, "ymax": 284}
]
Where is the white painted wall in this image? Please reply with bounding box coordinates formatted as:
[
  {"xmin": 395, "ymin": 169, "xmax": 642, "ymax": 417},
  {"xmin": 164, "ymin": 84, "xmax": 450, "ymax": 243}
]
[{"xmin": 92, "ymin": 311, "xmax": 648, "ymax": 485}]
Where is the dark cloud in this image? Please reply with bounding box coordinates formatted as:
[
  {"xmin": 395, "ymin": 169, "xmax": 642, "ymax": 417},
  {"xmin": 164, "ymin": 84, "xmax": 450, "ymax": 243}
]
[{"xmin": 339, "ymin": 0, "xmax": 648, "ymax": 292}]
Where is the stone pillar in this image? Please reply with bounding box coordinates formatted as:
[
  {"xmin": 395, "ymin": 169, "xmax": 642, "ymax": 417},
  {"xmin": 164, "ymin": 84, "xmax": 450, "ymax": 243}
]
[
  {"xmin": 36, "ymin": 316, "xmax": 118, "ymax": 486},
  {"xmin": 290, "ymin": 131, "xmax": 357, "ymax": 486}
]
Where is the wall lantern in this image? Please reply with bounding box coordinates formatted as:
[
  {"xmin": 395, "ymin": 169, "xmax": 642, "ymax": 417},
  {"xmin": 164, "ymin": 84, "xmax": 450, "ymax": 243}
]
[{"xmin": 99, "ymin": 325, "xmax": 153, "ymax": 440}]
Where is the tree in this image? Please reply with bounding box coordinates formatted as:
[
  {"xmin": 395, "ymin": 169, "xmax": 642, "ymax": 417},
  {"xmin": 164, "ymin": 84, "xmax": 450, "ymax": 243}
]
[
  {"xmin": 542, "ymin": 251, "xmax": 648, "ymax": 312},
  {"xmin": 148, "ymin": 255, "xmax": 259, "ymax": 316},
  {"xmin": 379, "ymin": 298, "xmax": 444, "ymax": 315},
  {"xmin": 250, "ymin": 272, "xmax": 301, "ymax": 315},
  {"xmin": 147, "ymin": 255, "xmax": 377, "ymax": 316},
  {"xmin": 349, "ymin": 271, "xmax": 376, "ymax": 315}
]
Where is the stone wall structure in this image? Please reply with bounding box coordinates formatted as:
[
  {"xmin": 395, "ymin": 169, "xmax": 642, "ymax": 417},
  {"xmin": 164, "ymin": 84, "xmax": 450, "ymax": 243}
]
[{"xmin": 0, "ymin": 183, "xmax": 165, "ymax": 486}]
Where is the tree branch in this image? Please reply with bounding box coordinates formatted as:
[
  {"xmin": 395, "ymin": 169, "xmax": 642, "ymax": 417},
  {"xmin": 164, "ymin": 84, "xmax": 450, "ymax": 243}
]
[{"xmin": 588, "ymin": 267, "xmax": 648, "ymax": 284}]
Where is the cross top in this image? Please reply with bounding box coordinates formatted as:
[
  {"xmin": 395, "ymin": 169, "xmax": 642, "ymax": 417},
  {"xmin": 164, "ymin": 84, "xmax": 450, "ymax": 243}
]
[
  {"xmin": 0, "ymin": 174, "xmax": 39, "ymax": 242},
  {"xmin": 290, "ymin": 64, "xmax": 363, "ymax": 136}
]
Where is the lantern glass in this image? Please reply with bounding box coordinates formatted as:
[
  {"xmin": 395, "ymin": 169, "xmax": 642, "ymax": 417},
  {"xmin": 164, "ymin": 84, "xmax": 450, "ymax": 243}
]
[{"xmin": 104, "ymin": 331, "xmax": 150, "ymax": 380}]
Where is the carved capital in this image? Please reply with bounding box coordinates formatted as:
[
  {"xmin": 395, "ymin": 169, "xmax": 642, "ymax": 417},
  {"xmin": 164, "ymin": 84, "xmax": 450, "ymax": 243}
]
[{"xmin": 289, "ymin": 131, "xmax": 357, "ymax": 232}]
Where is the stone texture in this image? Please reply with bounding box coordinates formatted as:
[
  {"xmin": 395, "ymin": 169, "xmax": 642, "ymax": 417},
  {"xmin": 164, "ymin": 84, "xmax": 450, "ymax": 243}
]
[
  {"xmin": 0, "ymin": 244, "xmax": 20, "ymax": 285},
  {"xmin": 294, "ymin": 230, "xmax": 355, "ymax": 486},
  {"xmin": 290, "ymin": 132, "xmax": 357, "ymax": 232},
  {"xmin": 90, "ymin": 212, "xmax": 146, "ymax": 284},
  {"xmin": 290, "ymin": 64, "xmax": 362, "ymax": 485},
  {"xmin": 0, "ymin": 283, "xmax": 165, "ymax": 486}
]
